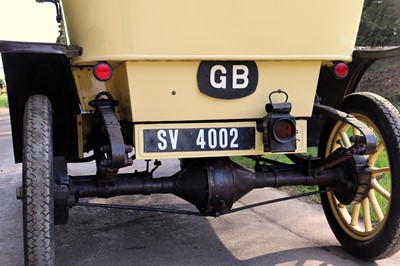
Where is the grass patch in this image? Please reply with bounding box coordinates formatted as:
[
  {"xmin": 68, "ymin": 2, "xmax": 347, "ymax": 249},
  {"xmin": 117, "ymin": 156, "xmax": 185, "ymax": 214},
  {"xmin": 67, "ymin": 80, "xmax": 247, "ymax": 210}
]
[
  {"xmin": 281, "ymin": 186, "xmax": 321, "ymax": 203},
  {"xmin": 230, "ymin": 156, "xmax": 256, "ymax": 168},
  {"xmin": 0, "ymin": 94, "xmax": 8, "ymax": 108}
]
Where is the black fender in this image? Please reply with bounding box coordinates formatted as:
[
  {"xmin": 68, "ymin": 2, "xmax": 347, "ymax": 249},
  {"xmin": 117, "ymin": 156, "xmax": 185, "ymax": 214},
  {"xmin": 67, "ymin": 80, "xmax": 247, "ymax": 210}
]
[
  {"xmin": 0, "ymin": 41, "xmax": 82, "ymax": 163},
  {"xmin": 309, "ymin": 46, "xmax": 400, "ymax": 146}
]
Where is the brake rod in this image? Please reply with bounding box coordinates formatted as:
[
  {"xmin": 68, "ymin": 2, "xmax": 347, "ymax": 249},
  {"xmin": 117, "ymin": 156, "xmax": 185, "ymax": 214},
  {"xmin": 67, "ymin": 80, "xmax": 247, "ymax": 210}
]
[{"xmin": 74, "ymin": 188, "xmax": 333, "ymax": 217}]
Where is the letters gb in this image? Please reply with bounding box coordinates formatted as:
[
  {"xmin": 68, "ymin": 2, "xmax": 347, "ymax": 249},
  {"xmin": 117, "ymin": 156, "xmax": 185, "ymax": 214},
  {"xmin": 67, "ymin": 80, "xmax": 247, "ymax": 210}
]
[
  {"xmin": 197, "ymin": 61, "xmax": 258, "ymax": 99},
  {"xmin": 210, "ymin": 65, "xmax": 249, "ymax": 89}
]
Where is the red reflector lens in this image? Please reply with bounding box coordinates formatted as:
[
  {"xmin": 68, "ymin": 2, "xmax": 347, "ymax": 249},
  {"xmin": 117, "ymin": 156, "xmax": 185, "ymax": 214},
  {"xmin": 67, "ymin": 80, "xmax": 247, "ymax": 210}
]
[
  {"xmin": 333, "ymin": 62, "xmax": 349, "ymax": 79},
  {"xmin": 273, "ymin": 119, "xmax": 296, "ymax": 143},
  {"xmin": 93, "ymin": 62, "xmax": 113, "ymax": 81}
]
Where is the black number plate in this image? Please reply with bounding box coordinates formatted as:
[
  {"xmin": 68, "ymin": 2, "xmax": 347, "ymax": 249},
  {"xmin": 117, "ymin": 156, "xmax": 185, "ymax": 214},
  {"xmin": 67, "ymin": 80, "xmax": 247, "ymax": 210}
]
[{"xmin": 143, "ymin": 127, "xmax": 255, "ymax": 152}]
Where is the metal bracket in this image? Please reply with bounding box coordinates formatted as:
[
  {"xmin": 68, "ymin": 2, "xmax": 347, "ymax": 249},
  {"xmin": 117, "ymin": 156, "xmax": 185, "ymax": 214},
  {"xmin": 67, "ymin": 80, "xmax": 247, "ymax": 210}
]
[
  {"xmin": 314, "ymin": 104, "xmax": 377, "ymax": 155},
  {"xmin": 90, "ymin": 92, "xmax": 133, "ymax": 184},
  {"xmin": 36, "ymin": 0, "xmax": 63, "ymax": 22},
  {"xmin": 53, "ymin": 156, "xmax": 70, "ymax": 225}
]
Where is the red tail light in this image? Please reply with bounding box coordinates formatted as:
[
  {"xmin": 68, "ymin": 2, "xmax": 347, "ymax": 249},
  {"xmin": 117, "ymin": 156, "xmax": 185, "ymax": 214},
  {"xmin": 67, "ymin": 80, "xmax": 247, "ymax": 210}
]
[
  {"xmin": 333, "ymin": 62, "xmax": 349, "ymax": 79},
  {"xmin": 93, "ymin": 62, "xmax": 113, "ymax": 81},
  {"xmin": 273, "ymin": 119, "xmax": 296, "ymax": 143}
]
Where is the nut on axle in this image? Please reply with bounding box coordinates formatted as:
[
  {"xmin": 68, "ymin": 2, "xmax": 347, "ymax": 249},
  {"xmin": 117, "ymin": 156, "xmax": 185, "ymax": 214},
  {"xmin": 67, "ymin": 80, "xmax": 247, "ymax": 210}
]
[{"xmin": 16, "ymin": 186, "xmax": 23, "ymax": 200}]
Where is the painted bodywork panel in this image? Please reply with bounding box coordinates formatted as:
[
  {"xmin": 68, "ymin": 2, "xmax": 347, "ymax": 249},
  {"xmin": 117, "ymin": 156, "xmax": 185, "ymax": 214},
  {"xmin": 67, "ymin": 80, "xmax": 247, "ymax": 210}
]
[
  {"xmin": 74, "ymin": 61, "xmax": 321, "ymax": 121},
  {"xmin": 61, "ymin": 0, "xmax": 364, "ymax": 63}
]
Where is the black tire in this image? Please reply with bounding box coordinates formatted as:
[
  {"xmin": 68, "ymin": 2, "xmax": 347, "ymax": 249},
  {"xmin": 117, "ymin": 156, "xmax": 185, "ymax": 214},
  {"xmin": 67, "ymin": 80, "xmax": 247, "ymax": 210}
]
[
  {"xmin": 319, "ymin": 92, "xmax": 400, "ymax": 260},
  {"xmin": 23, "ymin": 95, "xmax": 54, "ymax": 265}
]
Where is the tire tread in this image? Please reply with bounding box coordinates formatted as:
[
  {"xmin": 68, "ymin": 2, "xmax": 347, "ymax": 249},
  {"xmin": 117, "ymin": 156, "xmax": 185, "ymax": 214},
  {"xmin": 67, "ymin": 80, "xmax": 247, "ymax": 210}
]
[{"xmin": 23, "ymin": 95, "xmax": 54, "ymax": 266}]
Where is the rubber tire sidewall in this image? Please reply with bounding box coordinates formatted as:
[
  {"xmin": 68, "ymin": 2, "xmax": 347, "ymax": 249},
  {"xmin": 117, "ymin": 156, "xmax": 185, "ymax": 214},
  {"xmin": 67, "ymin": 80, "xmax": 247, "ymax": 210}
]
[
  {"xmin": 23, "ymin": 95, "xmax": 55, "ymax": 266},
  {"xmin": 319, "ymin": 92, "xmax": 400, "ymax": 260}
]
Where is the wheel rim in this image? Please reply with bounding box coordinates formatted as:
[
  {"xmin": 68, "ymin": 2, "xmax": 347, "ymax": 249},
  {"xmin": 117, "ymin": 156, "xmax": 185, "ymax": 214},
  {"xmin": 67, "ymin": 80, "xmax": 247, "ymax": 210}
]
[{"xmin": 326, "ymin": 113, "xmax": 391, "ymax": 240}]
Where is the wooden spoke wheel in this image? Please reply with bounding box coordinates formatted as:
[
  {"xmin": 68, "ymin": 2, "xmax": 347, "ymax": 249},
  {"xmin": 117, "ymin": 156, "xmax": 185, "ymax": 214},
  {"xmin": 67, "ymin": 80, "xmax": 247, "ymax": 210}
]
[{"xmin": 320, "ymin": 92, "xmax": 400, "ymax": 260}]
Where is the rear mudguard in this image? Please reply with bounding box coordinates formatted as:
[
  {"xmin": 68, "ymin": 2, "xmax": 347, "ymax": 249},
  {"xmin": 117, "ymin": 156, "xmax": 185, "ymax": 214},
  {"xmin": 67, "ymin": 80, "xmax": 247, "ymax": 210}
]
[
  {"xmin": 309, "ymin": 46, "xmax": 400, "ymax": 146},
  {"xmin": 0, "ymin": 41, "xmax": 82, "ymax": 163}
]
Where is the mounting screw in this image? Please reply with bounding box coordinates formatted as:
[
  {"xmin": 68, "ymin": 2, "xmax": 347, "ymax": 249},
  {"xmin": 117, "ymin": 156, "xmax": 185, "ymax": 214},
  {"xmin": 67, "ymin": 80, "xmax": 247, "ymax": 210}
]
[
  {"xmin": 125, "ymin": 145, "xmax": 133, "ymax": 153},
  {"xmin": 100, "ymin": 145, "xmax": 111, "ymax": 153},
  {"xmin": 16, "ymin": 186, "xmax": 23, "ymax": 200},
  {"xmin": 126, "ymin": 158, "xmax": 133, "ymax": 166}
]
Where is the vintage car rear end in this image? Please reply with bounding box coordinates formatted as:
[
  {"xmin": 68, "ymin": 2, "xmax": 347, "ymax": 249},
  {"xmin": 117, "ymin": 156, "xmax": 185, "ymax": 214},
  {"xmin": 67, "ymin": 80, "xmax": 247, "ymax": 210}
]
[
  {"xmin": 2, "ymin": 0, "xmax": 400, "ymax": 265},
  {"xmin": 61, "ymin": 0, "xmax": 363, "ymax": 160}
]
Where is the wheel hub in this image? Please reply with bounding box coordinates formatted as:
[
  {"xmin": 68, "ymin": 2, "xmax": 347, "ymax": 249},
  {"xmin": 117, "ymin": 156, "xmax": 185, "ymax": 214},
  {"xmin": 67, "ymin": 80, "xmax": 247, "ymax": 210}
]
[{"xmin": 334, "ymin": 155, "xmax": 371, "ymax": 205}]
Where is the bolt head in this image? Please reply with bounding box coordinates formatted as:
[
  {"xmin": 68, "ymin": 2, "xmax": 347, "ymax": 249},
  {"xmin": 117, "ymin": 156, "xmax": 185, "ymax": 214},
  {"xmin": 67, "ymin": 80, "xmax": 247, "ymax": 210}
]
[{"xmin": 16, "ymin": 186, "xmax": 23, "ymax": 200}]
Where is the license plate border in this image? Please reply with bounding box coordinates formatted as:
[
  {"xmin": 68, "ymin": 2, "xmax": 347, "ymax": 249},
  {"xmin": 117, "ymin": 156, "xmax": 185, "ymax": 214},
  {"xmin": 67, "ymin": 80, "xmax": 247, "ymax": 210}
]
[{"xmin": 135, "ymin": 121, "xmax": 263, "ymax": 160}]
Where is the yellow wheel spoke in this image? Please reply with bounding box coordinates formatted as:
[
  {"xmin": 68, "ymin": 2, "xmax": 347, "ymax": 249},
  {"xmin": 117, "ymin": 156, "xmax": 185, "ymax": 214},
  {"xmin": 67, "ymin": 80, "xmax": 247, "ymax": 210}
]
[
  {"xmin": 368, "ymin": 190, "xmax": 384, "ymax": 222},
  {"xmin": 362, "ymin": 198, "xmax": 372, "ymax": 232},
  {"xmin": 353, "ymin": 127, "xmax": 360, "ymax": 136},
  {"xmin": 368, "ymin": 142, "xmax": 385, "ymax": 166},
  {"xmin": 371, "ymin": 167, "xmax": 390, "ymax": 177},
  {"xmin": 351, "ymin": 203, "xmax": 361, "ymax": 226},
  {"xmin": 371, "ymin": 178, "xmax": 390, "ymax": 200},
  {"xmin": 339, "ymin": 131, "xmax": 352, "ymax": 148}
]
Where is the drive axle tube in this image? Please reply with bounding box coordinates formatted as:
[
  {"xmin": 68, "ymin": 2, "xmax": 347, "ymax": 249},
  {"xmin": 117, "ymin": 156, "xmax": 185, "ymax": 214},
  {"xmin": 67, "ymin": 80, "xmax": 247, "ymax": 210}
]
[{"xmin": 68, "ymin": 158, "xmax": 344, "ymax": 216}]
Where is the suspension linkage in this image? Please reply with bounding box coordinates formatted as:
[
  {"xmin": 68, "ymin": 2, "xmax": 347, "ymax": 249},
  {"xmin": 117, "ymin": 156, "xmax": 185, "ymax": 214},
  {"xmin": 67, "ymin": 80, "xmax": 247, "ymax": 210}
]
[
  {"xmin": 74, "ymin": 188, "xmax": 334, "ymax": 217},
  {"xmin": 314, "ymin": 104, "xmax": 377, "ymax": 155}
]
